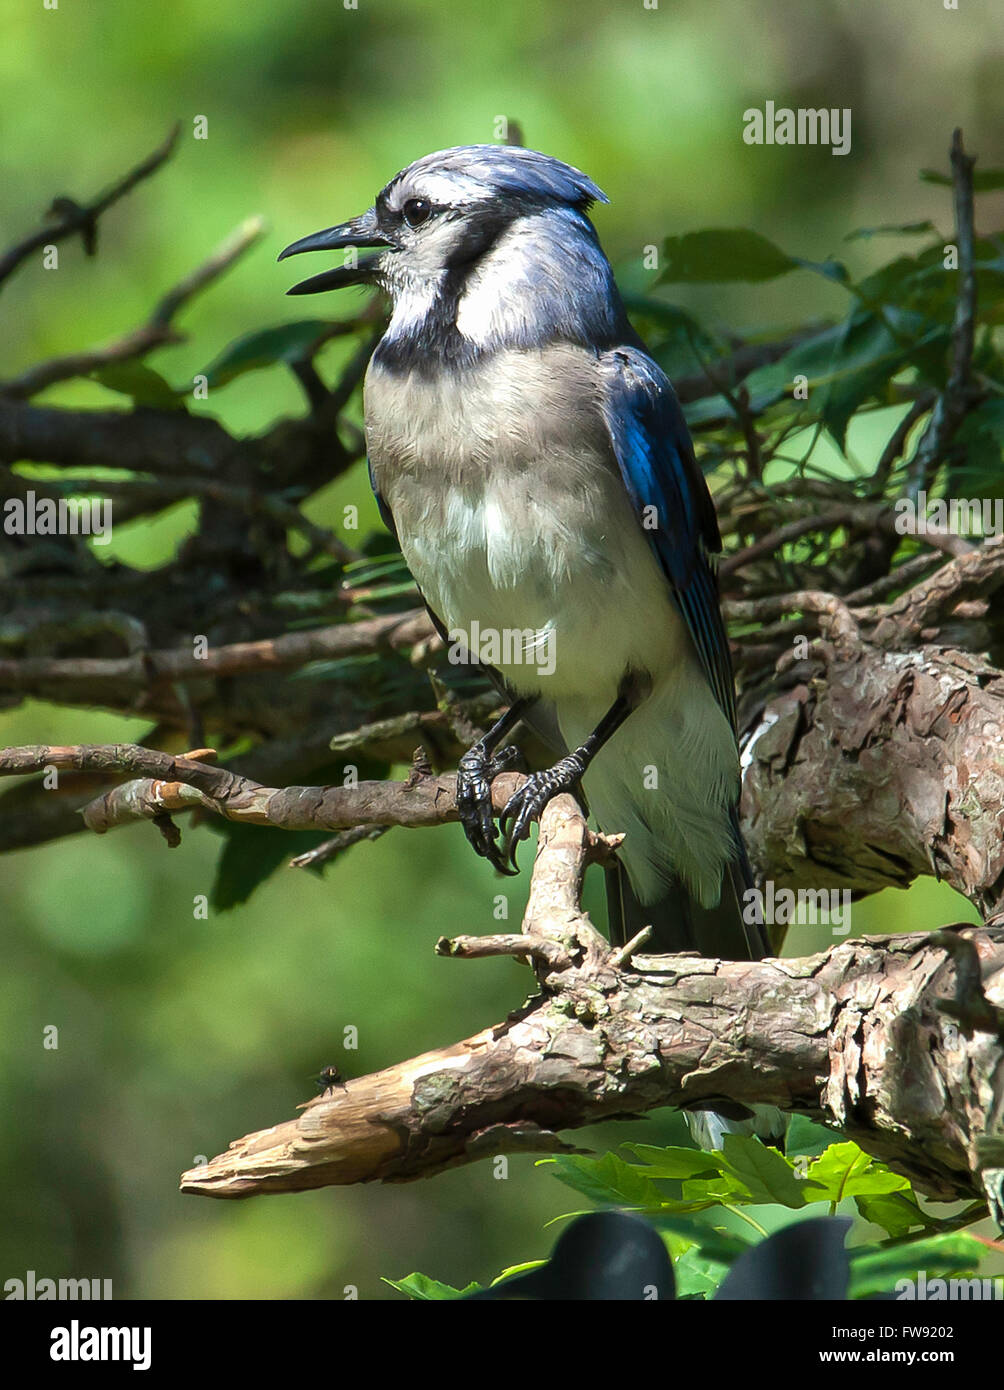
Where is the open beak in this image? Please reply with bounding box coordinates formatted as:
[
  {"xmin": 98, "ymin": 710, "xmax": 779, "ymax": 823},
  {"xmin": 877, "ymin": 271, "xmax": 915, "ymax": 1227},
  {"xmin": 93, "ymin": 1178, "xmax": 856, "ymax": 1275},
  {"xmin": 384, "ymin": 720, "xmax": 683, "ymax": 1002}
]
[{"xmin": 278, "ymin": 210, "xmax": 392, "ymax": 296}]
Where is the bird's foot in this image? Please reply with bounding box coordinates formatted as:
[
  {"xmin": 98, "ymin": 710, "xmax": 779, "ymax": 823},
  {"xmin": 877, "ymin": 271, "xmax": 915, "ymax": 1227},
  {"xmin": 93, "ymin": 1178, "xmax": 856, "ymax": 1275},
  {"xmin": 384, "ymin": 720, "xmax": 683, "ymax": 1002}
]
[
  {"xmin": 456, "ymin": 741, "xmax": 525, "ymax": 874},
  {"xmin": 500, "ymin": 751, "xmax": 588, "ymax": 871}
]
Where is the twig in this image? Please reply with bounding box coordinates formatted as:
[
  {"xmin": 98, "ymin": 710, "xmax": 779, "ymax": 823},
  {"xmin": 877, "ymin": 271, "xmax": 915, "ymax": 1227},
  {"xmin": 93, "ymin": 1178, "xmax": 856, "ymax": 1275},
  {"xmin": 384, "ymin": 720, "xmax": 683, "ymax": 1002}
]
[
  {"xmin": 1, "ymin": 218, "xmax": 267, "ymax": 399},
  {"xmin": 289, "ymin": 824, "xmax": 389, "ymax": 869},
  {"xmin": 178, "ymin": 924, "xmax": 1004, "ymax": 1200},
  {"xmin": 608, "ymin": 925, "xmax": 653, "ymax": 970},
  {"xmin": 862, "ymin": 535, "xmax": 1004, "ymax": 645},
  {"xmin": 0, "ymin": 609, "xmax": 433, "ymax": 695},
  {"xmin": 905, "ymin": 130, "xmax": 977, "ymax": 503},
  {"xmin": 721, "ymin": 505, "xmax": 875, "ymax": 579},
  {"xmin": 435, "ymin": 932, "xmax": 572, "ymax": 968},
  {"xmin": 55, "ymin": 473, "xmax": 361, "ymax": 563},
  {"xmin": 0, "ymin": 124, "xmax": 181, "ymax": 290},
  {"xmin": 872, "ymin": 394, "xmax": 935, "ymax": 491},
  {"xmin": 721, "ymin": 500, "xmax": 970, "ymax": 586},
  {"xmin": 841, "ymin": 551, "xmax": 945, "ymax": 607},
  {"xmin": 724, "ymin": 588, "xmax": 860, "ymax": 650}
]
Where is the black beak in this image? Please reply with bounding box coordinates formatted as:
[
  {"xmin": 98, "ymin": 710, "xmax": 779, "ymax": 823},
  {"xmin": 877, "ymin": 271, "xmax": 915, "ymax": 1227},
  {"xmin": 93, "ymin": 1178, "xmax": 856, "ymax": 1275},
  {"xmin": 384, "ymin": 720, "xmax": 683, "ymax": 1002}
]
[{"xmin": 278, "ymin": 210, "xmax": 392, "ymax": 295}]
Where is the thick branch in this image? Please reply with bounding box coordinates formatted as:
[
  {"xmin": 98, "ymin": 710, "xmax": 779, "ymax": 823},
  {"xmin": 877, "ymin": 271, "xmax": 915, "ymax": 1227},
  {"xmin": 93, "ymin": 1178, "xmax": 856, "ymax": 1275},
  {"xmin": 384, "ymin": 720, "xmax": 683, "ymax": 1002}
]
[
  {"xmin": 741, "ymin": 642, "xmax": 1004, "ymax": 917},
  {"xmin": 178, "ymin": 799, "xmax": 1004, "ymax": 1205},
  {"xmin": 0, "ymin": 740, "xmax": 521, "ymax": 837}
]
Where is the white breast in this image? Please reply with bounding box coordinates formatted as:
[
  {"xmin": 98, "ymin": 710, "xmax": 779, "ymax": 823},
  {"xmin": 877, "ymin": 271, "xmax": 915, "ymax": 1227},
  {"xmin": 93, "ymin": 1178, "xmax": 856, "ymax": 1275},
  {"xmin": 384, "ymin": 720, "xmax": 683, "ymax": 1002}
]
[{"xmin": 364, "ymin": 345, "xmax": 689, "ymax": 705}]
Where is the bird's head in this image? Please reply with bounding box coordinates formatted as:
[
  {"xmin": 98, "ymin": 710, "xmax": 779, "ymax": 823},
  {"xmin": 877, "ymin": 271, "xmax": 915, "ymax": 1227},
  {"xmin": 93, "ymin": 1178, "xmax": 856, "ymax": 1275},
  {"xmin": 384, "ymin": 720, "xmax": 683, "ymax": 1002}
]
[{"xmin": 279, "ymin": 144, "xmax": 607, "ymax": 295}]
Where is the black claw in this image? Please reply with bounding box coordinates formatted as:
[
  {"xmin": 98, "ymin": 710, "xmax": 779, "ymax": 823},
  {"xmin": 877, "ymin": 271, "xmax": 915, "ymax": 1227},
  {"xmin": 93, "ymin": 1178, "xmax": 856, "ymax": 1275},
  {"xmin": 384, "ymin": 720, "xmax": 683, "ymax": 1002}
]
[
  {"xmin": 456, "ymin": 741, "xmax": 524, "ymax": 874},
  {"xmin": 499, "ymin": 753, "xmax": 588, "ymax": 869}
]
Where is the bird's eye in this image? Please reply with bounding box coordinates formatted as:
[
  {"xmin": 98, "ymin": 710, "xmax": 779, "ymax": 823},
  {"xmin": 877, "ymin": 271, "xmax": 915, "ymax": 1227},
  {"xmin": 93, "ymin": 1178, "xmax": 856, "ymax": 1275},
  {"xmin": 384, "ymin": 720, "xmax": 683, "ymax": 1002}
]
[{"xmin": 402, "ymin": 197, "xmax": 432, "ymax": 227}]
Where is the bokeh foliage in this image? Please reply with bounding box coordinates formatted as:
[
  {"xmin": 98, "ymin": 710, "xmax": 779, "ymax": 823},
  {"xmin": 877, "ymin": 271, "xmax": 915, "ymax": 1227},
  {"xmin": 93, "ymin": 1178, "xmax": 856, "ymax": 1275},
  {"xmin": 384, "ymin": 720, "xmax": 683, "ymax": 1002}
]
[{"xmin": 1, "ymin": 0, "xmax": 1002, "ymax": 1300}]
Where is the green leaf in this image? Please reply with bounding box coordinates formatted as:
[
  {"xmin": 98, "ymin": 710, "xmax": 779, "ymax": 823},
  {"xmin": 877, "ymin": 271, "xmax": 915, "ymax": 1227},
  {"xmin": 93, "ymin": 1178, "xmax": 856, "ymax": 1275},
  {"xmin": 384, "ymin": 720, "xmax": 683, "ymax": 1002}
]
[
  {"xmin": 651, "ymin": 1218, "xmax": 752, "ymax": 1262},
  {"xmin": 542, "ymin": 1153, "xmax": 667, "ymax": 1209},
  {"xmin": 198, "ymin": 320, "xmax": 339, "ymax": 390},
  {"xmin": 621, "ymin": 293, "xmax": 723, "ymax": 380},
  {"xmin": 681, "ymin": 303, "xmax": 931, "ymax": 435},
  {"xmin": 672, "ymin": 1244, "xmax": 731, "ymax": 1298},
  {"xmin": 855, "ymin": 1190, "xmax": 934, "ymax": 1239},
  {"xmin": 848, "ymin": 1232, "xmax": 984, "ymax": 1300},
  {"xmin": 382, "ymin": 1272, "xmax": 479, "ymax": 1300},
  {"xmin": 210, "ymin": 821, "xmax": 332, "ymax": 910},
  {"xmin": 948, "ymin": 399, "xmax": 1004, "ymax": 496},
  {"xmin": 718, "ymin": 1134, "xmax": 811, "ymax": 1208},
  {"xmin": 656, "ymin": 228, "xmax": 846, "ymax": 285},
  {"xmin": 491, "ymin": 1259, "xmax": 546, "ymax": 1284},
  {"xmin": 90, "ymin": 362, "xmax": 184, "ymax": 409},
  {"xmin": 920, "ymin": 167, "xmax": 1004, "ymax": 192},
  {"xmin": 653, "ymin": 1193, "xmax": 742, "ymax": 1215},
  {"xmin": 854, "ymin": 248, "xmax": 952, "ymax": 319},
  {"xmin": 796, "ymin": 308, "xmax": 946, "ymax": 450},
  {"xmin": 845, "ymin": 220, "xmax": 937, "ymax": 242},
  {"xmin": 622, "ymin": 1143, "xmax": 726, "ymax": 1180},
  {"xmin": 785, "ymin": 1115, "xmax": 839, "ymax": 1160},
  {"xmin": 801, "ymin": 1142, "xmax": 911, "ymax": 1204},
  {"xmin": 814, "ymin": 313, "xmax": 903, "ymax": 448}
]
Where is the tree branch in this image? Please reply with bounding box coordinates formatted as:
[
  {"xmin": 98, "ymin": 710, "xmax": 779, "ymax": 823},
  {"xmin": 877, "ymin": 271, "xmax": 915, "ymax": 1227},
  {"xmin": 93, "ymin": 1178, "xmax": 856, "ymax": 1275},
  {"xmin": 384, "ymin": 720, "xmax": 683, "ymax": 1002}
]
[
  {"xmin": 176, "ymin": 796, "xmax": 1004, "ymax": 1207},
  {"xmin": 905, "ymin": 129, "xmax": 978, "ymax": 502},
  {"xmin": 0, "ymin": 217, "xmax": 267, "ymax": 400},
  {"xmin": 0, "ymin": 123, "xmax": 181, "ymax": 290},
  {"xmin": 0, "ymin": 609, "xmax": 434, "ymax": 696}
]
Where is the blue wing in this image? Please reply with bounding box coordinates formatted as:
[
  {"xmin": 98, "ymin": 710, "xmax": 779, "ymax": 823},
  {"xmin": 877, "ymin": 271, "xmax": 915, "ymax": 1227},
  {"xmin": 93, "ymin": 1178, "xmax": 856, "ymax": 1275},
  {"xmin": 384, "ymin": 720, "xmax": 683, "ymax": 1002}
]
[
  {"xmin": 599, "ymin": 346, "xmax": 738, "ymax": 733},
  {"xmin": 367, "ymin": 455, "xmax": 398, "ymax": 541}
]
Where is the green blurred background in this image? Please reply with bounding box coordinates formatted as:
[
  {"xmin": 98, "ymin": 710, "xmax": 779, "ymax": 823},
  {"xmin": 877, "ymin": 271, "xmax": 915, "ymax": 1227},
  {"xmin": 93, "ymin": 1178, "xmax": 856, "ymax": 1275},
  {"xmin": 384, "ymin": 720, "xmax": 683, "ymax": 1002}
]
[{"xmin": 1, "ymin": 0, "xmax": 1001, "ymax": 1299}]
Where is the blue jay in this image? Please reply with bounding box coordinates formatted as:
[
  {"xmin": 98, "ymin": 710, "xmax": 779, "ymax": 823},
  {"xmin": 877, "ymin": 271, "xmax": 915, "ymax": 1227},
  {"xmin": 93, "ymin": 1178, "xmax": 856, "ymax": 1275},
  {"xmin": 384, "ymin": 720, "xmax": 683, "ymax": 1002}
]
[{"xmin": 279, "ymin": 144, "xmax": 769, "ymax": 971}]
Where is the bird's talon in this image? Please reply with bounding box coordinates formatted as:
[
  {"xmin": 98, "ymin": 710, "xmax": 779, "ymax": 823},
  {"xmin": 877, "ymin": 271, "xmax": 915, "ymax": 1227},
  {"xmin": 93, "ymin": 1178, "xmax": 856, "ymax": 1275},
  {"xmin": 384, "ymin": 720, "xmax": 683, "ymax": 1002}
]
[
  {"xmin": 499, "ymin": 755, "xmax": 588, "ymax": 866},
  {"xmin": 457, "ymin": 740, "xmax": 527, "ymax": 872}
]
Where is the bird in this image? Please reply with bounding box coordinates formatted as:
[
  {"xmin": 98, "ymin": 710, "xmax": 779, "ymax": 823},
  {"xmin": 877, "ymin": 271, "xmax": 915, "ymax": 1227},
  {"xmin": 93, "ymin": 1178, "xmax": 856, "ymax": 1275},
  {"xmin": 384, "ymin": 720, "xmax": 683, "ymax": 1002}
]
[
  {"xmin": 279, "ymin": 141, "xmax": 766, "ymax": 967},
  {"xmin": 278, "ymin": 145, "xmax": 786, "ymax": 1151}
]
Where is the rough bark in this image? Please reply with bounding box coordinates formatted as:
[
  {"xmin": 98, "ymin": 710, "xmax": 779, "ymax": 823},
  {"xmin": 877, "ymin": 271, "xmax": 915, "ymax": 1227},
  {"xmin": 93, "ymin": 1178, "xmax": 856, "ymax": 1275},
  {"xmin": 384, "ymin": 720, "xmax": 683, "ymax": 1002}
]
[
  {"xmin": 178, "ymin": 797, "xmax": 1004, "ymax": 1212},
  {"xmin": 742, "ymin": 644, "xmax": 1004, "ymax": 919}
]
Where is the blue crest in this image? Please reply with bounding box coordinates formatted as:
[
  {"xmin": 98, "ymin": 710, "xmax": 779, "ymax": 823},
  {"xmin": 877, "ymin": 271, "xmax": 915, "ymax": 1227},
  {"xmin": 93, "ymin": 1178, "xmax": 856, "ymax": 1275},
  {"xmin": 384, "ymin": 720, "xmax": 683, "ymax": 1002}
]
[{"xmin": 383, "ymin": 144, "xmax": 609, "ymax": 209}]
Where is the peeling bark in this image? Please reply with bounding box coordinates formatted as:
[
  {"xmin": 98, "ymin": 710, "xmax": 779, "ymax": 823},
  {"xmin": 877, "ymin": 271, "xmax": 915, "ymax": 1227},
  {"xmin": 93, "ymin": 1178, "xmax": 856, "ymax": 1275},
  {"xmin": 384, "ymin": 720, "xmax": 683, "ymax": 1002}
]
[
  {"xmin": 180, "ymin": 798, "xmax": 1004, "ymax": 1212},
  {"xmin": 742, "ymin": 644, "xmax": 1004, "ymax": 917}
]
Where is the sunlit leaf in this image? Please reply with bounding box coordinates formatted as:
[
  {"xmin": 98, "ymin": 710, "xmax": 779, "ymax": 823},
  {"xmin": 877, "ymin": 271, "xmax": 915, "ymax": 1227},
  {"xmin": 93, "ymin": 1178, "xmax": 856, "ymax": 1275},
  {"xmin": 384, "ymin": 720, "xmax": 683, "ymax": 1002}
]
[
  {"xmin": 718, "ymin": 1134, "xmax": 813, "ymax": 1208},
  {"xmin": 855, "ymin": 1190, "xmax": 935, "ymax": 1239},
  {"xmin": 785, "ymin": 1115, "xmax": 839, "ymax": 1160},
  {"xmin": 801, "ymin": 1142, "xmax": 912, "ymax": 1203},
  {"xmin": 542, "ymin": 1153, "xmax": 667, "ymax": 1208},
  {"xmin": 622, "ymin": 1143, "xmax": 726, "ymax": 1180},
  {"xmin": 382, "ymin": 1272, "xmax": 478, "ymax": 1300}
]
